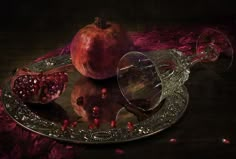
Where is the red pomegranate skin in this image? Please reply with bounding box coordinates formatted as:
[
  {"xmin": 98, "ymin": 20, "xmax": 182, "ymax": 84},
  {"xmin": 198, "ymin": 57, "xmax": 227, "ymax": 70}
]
[{"xmin": 70, "ymin": 17, "xmax": 133, "ymax": 79}]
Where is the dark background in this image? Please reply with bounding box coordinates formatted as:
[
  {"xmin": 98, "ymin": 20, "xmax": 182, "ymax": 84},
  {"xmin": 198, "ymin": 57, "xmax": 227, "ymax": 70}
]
[
  {"xmin": 1, "ymin": 0, "xmax": 236, "ymax": 31},
  {"xmin": 0, "ymin": 1, "xmax": 236, "ymax": 158},
  {"xmin": 0, "ymin": 0, "xmax": 236, "ymax": 81}
]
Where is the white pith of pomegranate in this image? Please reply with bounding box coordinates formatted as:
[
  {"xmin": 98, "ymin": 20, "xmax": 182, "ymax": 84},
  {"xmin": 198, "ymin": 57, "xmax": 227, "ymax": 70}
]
[{"xmin": 10, "ymin": 68, "xmax": 69, "ymax": 104}]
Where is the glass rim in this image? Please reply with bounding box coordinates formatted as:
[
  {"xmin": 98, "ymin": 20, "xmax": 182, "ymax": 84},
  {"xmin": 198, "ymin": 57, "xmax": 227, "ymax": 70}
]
[{"xmin": 116, "ymin": 50, "xmax": 164, "ymax": 110}]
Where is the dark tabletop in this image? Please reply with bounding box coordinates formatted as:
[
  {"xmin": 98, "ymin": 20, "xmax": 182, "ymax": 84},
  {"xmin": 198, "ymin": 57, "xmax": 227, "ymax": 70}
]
[{"xmin": 1, "ymin": 1, "xmax": 236, "ymax": 159}]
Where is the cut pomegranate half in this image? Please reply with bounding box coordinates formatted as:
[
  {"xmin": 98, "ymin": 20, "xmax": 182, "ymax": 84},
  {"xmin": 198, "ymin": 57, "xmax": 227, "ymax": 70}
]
[{"xmin": 10, "ymin": 64, "xmax": 73, "ymax": 104}]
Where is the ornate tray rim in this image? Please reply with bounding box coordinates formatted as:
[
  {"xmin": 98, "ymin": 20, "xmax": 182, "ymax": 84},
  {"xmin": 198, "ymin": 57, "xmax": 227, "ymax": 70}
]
[{"xmin": 1, "ymin": 54, "xmax": 189, "ymax": 144}]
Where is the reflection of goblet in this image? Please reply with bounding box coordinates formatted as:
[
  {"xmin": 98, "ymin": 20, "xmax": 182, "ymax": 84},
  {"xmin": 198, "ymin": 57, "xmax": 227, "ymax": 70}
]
[{"xmin": 117, "ymin": 28, "xmax": 233, "ymax": 111}]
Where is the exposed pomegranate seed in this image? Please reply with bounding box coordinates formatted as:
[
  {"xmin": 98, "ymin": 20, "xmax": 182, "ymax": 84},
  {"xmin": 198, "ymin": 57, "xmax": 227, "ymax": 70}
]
[
  {"xmin": 222, "ymin": 138, "xmax": 230, "ymax": 144},
  {"xmin": 33, "ymin": 79, "xmax": 37, "ymax": 84},
  {"xmin": 11, "ymin": 70, "xmax": 68, "ymax": 104},
  {"xmin": 39, "ymin": 81, "xmax": 44, "ymax": 87},
  {"xmin": 76, "ymin": 96, "xmax": 84, "ymax": 105},
  {"xmin": 127, "ymin": 122, "xmax": 134, "ymax": 131},
  {"xmin": 110, "ymin": 120, "xmax": 116, "ymax": 128},
  {"xmin": 94, "ymin": 118, "xmax": 100, "ymax": 128}
]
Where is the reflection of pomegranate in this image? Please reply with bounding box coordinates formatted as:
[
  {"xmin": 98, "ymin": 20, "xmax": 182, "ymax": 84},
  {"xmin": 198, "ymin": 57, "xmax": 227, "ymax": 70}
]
[
  {"xmin": 70, "ymin": 17, "xmax": 133, "ymax": 79},
  {"xmin": 10, "ymin": 66, "xmax": 71, "ymax": 104},
  {"xmin": 70, "ymin": 77, "xmax": 124, "ymax": 124}
]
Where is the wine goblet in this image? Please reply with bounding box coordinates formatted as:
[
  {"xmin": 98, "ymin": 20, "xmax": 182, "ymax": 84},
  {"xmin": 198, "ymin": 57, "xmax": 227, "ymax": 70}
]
[{"xmin": 117, "ymin": 28, "xmax": 233, "ymax": 111}]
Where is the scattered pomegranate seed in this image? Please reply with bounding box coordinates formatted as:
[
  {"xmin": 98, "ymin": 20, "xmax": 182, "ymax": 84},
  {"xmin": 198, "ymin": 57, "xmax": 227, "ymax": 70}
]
[
  {"xmin": 222, "ymin": 138, "xmax": 230, "ymax": 144},
  {"xmin": 110, "ymin": 120, "xmax": 116, "ymax": 128},
  {"xmin": 94, "ymin": 118, "xmax": 100, "ymax": 128},
  {"xmin": 92, "ymin": 106, "xmax": 100, "ymax": 114},
  {"xmin": 169, "ymin": 138, "xmax": 177, "ymax": 143},
  {"xmin": 115, "ymin": 148, "xmax": 125, "ymax": 155},
  {"xmin": 88, "ymin": 124, "xmax": 96, "ymax": 130},
  {"xmin": 63, "ymin": 120, "xmax": 69, "ymax": 126},
  {"xmin": 101, "ymin": 88, "xmax": 107, "ymax": 94},
  {"xmin": 61, "ymin": 119, "xmax": 69, "ymax": 131},
  {"xmin": 71, "ymin": 121, "xmax": 78, "ymax": 127},
  {"xmin": 101, "ymin": 88, "xmax": 107, "ymax": 99},
  {"xmin": 127, "ymin": 122, "xmax": 134, "ymax": 131},
  {"xmin": 61, "ymin": 125, "xmax": 67, "ymax": 131}
]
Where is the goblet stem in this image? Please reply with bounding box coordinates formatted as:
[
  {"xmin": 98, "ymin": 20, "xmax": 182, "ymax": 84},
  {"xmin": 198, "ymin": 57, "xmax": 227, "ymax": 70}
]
[
  {"xmin": 182, "ymin": 41, "xmax": 221, "ymax": 69},
  {"xmin": 192, "ymin": 28, "xmax": 234, "ymax": 72}
]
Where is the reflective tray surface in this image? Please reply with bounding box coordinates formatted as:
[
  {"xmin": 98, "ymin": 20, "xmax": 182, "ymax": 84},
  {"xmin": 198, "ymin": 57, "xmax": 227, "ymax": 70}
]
[{"xmin": 1, "ymin": 54, "xmax": 189, "ymax": 144}]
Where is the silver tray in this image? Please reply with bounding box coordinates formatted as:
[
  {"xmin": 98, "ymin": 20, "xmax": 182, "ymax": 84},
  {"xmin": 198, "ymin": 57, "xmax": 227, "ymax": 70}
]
[{"xmin": 1, "ymin": 54, "xmax": 189, "ymax": 144}]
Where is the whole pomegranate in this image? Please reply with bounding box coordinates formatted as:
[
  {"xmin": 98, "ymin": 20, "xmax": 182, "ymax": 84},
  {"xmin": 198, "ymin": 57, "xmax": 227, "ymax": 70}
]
[
  {"xmin": 10, "ymin": 65, "xmax": 72, "ymax": 104},
  {"xmin": 70, "ymin": 17, "xmax": 133, "ymax": 79}
]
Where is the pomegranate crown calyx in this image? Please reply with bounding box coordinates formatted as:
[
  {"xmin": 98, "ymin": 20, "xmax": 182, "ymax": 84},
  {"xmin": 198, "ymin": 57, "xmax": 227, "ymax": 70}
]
[{"xmin": 94, "ymin": 17, "xmax": 108, "ymax": 29}]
